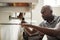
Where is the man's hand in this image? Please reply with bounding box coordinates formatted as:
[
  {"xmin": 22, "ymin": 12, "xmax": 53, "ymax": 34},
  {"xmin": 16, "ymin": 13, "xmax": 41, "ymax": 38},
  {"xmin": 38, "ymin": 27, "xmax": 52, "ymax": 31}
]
[
  {"xmin": 21, "ymin": 23, "xmax": 30, "ymax": 28},
  {"xmin": 21, "ymin": 23, "xmax": 26, "ymax": 27}
]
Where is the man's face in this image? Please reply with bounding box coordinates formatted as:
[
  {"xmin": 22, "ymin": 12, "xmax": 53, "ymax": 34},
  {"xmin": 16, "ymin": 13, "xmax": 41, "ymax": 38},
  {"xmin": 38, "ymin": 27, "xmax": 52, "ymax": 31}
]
[{"xmin": 41, "ymin": 7, "xmax": 52, "ymax": 20}]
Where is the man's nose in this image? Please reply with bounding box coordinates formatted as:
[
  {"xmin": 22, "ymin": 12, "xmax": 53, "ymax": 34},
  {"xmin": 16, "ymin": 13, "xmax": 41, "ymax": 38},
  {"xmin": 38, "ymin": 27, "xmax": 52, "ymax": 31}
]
[{"xmin": 42, "ymin": 13, "xmax": 48, "ymax": 16}]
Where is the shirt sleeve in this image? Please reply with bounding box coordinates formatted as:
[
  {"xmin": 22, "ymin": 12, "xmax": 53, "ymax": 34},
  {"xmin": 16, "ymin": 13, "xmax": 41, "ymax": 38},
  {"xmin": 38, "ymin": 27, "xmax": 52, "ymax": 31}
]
[
  {"xmin": 39, "ymin": 22, "xmax": 44, "ymax": 27},
  {"xmin": 55, "ymin": 22, "xmax": 60, "ymax": 31},
  {"xmin": 54, "ymin": 22, "xmax": 60, "ymax": 39}
]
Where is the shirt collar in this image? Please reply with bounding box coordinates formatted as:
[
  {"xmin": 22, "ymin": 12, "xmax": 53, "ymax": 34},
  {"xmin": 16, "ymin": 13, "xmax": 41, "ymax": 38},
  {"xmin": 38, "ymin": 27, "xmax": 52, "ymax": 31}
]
[{"xmin": 44, "ymin": 15, "xmax": 57, "ymax": 24}]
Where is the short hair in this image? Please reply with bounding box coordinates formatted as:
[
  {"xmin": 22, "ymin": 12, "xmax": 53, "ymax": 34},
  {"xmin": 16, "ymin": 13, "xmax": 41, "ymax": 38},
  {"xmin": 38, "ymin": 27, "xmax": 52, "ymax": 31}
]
[{"xmin": 41, "ymin": 5, "xmax": 53, "ymax": 13}]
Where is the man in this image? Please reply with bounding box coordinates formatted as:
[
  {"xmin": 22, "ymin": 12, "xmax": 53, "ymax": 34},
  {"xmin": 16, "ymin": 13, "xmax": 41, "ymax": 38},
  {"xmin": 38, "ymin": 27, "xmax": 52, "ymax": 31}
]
[{"xmin": 22, "ymin": 5, "xmax": 60, "ymax": 40}]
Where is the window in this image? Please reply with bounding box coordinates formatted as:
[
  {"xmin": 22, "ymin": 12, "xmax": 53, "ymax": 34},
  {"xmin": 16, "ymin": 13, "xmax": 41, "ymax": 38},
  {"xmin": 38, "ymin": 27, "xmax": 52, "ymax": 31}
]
[{"xmin": 43, "ymin": 0, "xmax": 60, "ymax": 7}]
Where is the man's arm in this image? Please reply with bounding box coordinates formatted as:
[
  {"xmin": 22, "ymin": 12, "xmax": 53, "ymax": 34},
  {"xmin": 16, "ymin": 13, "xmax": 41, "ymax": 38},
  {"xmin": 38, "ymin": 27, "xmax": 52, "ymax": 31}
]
[
  {"xmin": 21, "ymin": 19, "xmax": 44, "ymax": 37},
  {"xmin": 21, "ymin": 18, "xmax": 38, "ymax": 36},
  {"xmin": 24, "ymin": 27, "xmax": 37, "ymax": 36},
  {"xmin": 22, "ymin": 24, "xmax": 60, "ymax": 37},
  {"xmin": 24, "ymin": 27, "xmax": 44, "ymax": 36},
  {"xmin": 21, "ymin": 22, "xmax": 44, "ymax": 36}
]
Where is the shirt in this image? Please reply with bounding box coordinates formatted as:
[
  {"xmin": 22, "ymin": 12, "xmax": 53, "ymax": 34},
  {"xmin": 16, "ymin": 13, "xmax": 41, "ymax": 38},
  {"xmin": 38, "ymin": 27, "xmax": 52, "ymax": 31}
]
[{"xmin": 40, "ymin": 16, "xmax": 60, "ymax": 40}]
